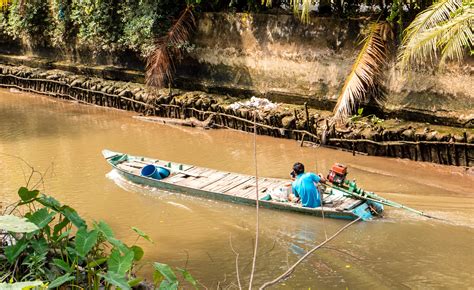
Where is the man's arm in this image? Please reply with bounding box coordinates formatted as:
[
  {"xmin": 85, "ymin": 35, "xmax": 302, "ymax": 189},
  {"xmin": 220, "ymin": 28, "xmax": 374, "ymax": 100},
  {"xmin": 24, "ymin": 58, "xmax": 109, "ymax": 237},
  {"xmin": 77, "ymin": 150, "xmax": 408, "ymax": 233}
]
[{"xmin": 317, "ymin": 173, "xmax": 327, "ymax": 183}]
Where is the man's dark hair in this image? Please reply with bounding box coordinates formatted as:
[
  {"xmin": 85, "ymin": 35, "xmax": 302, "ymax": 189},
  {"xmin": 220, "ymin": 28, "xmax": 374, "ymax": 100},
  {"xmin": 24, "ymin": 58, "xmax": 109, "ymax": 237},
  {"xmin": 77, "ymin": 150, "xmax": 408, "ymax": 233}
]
[{"xmin": 293, "ymin": 162, "xmax": 305, "ymax": 175}]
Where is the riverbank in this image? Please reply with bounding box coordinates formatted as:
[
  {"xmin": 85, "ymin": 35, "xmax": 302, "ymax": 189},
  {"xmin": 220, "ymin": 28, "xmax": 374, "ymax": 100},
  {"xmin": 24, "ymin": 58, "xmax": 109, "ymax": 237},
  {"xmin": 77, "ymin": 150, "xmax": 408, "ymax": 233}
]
[
  {"xmin": 1, "ymin": 63, "xmax": 472, "ymax": 167},
  {"xmin": 1, "ymin": 88, "xmax": 473, "ymax": 288}
]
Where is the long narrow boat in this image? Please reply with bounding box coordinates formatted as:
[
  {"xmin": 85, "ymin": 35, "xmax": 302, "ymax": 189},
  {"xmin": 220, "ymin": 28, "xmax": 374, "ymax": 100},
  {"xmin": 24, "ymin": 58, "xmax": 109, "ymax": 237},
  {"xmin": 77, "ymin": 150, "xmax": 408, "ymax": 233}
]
[{"xmin": 103, "ymin": 149, "xmax": 383, "ymax": 221}]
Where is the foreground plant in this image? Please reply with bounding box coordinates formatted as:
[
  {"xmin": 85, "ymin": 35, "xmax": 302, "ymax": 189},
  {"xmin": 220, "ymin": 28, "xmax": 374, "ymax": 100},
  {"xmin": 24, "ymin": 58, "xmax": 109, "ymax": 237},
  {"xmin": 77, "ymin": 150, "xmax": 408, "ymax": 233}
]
[{"xmin": 0, "ymin": 187, "xmax": 197, "ymax": 289}]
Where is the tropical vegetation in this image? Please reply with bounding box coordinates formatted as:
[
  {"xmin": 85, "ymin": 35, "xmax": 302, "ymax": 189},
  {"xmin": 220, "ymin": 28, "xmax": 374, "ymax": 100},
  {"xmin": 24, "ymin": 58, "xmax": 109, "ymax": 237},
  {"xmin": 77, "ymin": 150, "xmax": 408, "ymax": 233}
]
[
  {"xmin": 0, "ymin": 187, "xmax": 197, "ymax": 289},
  {"xmin": 0, "ymin": 0, "xmax": 471, "ymax": 119}
]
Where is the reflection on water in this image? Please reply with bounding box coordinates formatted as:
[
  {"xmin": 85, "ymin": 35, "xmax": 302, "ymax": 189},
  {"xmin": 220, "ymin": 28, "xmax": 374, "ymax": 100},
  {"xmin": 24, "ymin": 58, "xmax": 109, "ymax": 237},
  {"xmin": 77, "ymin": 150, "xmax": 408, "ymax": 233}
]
[{"xmin": 1, "ymin": 89, "xmax": 473, "ymax": 288}]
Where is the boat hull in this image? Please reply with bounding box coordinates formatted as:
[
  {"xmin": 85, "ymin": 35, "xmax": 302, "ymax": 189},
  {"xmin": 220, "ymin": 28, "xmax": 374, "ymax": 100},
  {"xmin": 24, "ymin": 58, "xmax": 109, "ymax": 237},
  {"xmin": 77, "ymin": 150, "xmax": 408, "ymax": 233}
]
[{"xmin": 104, "ymin": 149, "xmax": 378, "ymax": 221}]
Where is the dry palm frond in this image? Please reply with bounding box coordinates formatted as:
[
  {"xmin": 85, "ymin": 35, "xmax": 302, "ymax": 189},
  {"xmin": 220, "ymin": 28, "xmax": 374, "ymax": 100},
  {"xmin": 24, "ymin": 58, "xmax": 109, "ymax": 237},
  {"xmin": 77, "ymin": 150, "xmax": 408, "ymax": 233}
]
[
  {"xmin": 398, "ymin": 0, "xmax": 472, "ymax": 69},
  {"xmin": 146, "ymin": 5, "xmax": 195, "ymax": 88},
  {"xmin": 333, "ymin": 22, "xmax": 392, "ymax": 121}
]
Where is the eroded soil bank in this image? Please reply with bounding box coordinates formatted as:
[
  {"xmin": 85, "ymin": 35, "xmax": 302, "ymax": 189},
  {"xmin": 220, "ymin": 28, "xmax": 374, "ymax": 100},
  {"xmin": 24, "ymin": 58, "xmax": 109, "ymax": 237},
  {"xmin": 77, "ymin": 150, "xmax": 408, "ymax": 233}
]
[{"xmin": 1, "ymin": 64, "xmax": 472, "ymax": 167}]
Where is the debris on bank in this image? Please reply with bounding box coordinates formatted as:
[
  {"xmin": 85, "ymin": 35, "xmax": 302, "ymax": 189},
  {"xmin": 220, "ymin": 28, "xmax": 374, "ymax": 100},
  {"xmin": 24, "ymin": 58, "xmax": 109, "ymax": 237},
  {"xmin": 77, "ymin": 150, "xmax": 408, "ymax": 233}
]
[{"xmin": 229, "ymin": 96, "xmax": 279, "ymax": 111}]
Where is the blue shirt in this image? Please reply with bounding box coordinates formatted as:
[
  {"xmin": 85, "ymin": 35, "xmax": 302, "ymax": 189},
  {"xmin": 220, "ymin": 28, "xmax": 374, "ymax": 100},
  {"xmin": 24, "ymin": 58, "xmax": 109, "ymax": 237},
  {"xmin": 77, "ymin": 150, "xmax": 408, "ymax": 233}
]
[{"xmin": 292, "ymin": 173, "xmax": 321, "ymax": 208}]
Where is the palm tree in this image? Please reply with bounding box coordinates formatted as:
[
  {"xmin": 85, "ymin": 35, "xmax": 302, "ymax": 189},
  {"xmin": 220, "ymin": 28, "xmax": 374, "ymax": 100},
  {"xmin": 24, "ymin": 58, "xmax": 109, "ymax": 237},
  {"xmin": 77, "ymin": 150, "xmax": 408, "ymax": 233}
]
[
  {"xmin": 146, "ymin": 5, "xmax": 195, "ymax": 88},
  {"xmin": 398, "ymin": 0, "xmax": 473, "ymax": 69}
]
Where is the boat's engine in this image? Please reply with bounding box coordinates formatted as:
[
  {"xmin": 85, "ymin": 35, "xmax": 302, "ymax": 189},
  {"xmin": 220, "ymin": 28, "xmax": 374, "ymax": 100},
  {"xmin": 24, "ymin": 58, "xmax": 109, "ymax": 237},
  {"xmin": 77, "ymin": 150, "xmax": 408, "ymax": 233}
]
[{"xmin": 327, "ymin": 163, "xmax": 348, "ymax": 186}]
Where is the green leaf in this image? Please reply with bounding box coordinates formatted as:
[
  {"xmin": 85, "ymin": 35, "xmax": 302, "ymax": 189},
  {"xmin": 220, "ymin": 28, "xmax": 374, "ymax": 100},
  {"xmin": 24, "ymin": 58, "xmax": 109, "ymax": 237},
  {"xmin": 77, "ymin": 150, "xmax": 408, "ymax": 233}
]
[
  {"xmin": 108, "ymin": 237, "xmax": 129, "ymax": 254},
  {"xmin": 55, "ymin": 229, "xmax": 72, "ymax": 242},
  {"xmin": 75, "ymin": 228, "xmax": 99, "ymax": 258},
  {"xmin": 37, "ymin": 195, "xmax": 61, "ymax": 210},
  {"xmin": 5, "ymin": 239, "xmax": 28, "ymax": 264},
  {"xmin": 177, "ymin": 267, "xmax": 198, "ymax": 289},
  {"xmin": 130, "ymin": 245, "xmax": 144, "ymax": 261},
  {"xmin": 357, "ymin": 108, "xmax": 364, "ymax": 116},
  {"xmin": 60, "ymin": 206, "xmax": 86, "ymax": 229},
  {"xmin": 0, "ymin": 215, "xmax": 39, "ymax": 233},
  {"xmin": 0, "ymin": 281, "xmax": 44, "ymax": 289},
  {"xmin": 131, "ymin": 226, "xmax": 153, "ymax": 243},
  {"xmin": 128, "ymin": 277, "xmax": 143, "ymax": 287},
  {"xmin": 99, "ymin": 272, "xmax": 131, "ymax": 290},
  {"xmin": 159, "ymin": 280, "xmax": 178, "ymax": 290},
  {"xmin": 18, "ymin": 187, "xmax": 39, "ymax": 202},
  {"xmin": 31, "ymin": 238, "xmax": 48, "ymax": 255},
  {"xmin": 153, "ymin": 263, "xmax": 178, "ymax": 284},
  {"xmin": 48, "ymin": 273, "xmax": 75, "ymax": 288},
  {"xmin": 27, "ymin": 208, "xmax": 55, "ymax": 229},
  {"xmin": 66, "ymin": 246, "xmax": 79, "ymax": 259},
  {"xmin": 87, "ymin": 257, "xmax": 107, "ymax": 268},
  {"xmin": 108, "ymin": 249, "xmax": 135, "ymax": 276},
  {"xmin": 53, "ymin": 218, "xmax": 70, "ymax": 238},
  {"xmin": 153, "ymin": 269, "xmax": 165, "ymax": 286},
  {"xmin": 53, "ymin": 258, "xmax": 73, "ymax": 273},
  {"xmin": 94, "ymin": 220, "xmax": 115, "ymax": 240}
]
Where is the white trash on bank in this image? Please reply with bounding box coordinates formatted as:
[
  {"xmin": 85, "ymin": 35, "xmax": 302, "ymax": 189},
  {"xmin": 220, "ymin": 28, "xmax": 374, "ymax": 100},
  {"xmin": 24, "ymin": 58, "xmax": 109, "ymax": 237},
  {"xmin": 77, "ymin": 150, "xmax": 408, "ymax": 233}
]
[{"xmin": 229, "ymin": 96, "xmax": 278, "ymax": 111}]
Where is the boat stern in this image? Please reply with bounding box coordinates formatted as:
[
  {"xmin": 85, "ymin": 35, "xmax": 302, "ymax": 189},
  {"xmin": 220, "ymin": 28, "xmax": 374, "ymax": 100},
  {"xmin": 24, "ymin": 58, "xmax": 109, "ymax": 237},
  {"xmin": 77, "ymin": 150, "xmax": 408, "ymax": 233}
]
[{"xmin": 351, "ymin": 201, "xmax": 384, "ymax": 221}]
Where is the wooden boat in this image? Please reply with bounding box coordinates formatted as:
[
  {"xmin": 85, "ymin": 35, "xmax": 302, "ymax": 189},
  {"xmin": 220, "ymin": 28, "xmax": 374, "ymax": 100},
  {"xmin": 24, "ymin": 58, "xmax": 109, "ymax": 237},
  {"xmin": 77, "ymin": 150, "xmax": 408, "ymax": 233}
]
[{"xmin": 102, "ymin": 149, "xmax": 383, "ymax": 221}]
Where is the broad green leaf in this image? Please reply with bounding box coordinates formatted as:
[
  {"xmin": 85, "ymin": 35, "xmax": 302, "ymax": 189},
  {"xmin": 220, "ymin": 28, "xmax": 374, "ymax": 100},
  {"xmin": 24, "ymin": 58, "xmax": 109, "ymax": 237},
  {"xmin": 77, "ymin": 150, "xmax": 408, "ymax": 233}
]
[
  {"xmin": 48, "ymin": 273, "xmax": 75, "ymax": 288},
  {"xmin": 0, "ymin": 215, "xmax": 39, "ymax": 233},
  {"xmin": 75, "ymin": 228, "xmax": 99, "ymax": 258},
  {"xmin": 27, "ymin": 208, "xmax": 55, "ymax": 229},
  {"xmin": 99, "ymin": 272, "xmax": 131, "ymax": 290},
  {"xmin": 55, "ymin": 229, "xmax": 72, "ymax": 242},
  {"xmin": 94, "ymin": 220, "xmax": 115, "ymax": 240},
  {"xmin": 66, "ymin": 246, "xmax": 79, "ymax": 259},
  {"xmin": 128, "ymin": 277, "xmax": 143, "ymax": 287},
  {"xmin": 108, "ymin": 249, "xmax": 135, "ymax": 275},
  {"xmin": 108, "ymin": 237, "xmax": 129, "ymax": 254},
  {"xmin": 177, "ymin": 267, "xmax": 198, "ymax": 289},
  {"xmin": 153, "ymin": 269, "xmax": 165, "ymax": 286},
  {"xmin": 60, "ymin": 206, "xmax": 86, "ymax": 229},
  {"xmin": 53, "ymin": 258, "xmax": 73, "ymax": 273},
  {"xmin": 37, "ymin": 195, "xmax": 61, "ymax": 210},
  {"xmin": 87, "ymin": 257, "xmax": 107, "ymax": 268},
  {"xmin": 0, "ymin": 281, "xmax": 44, "ymax": 289},
  {"xmin": 5, "ymin": 239, "xmax": 28, "ymax": 264},
  {"xmin": 31, "ymin": 238, "xmax": 48, "ymax": 255},
  {"xmin": 153, "ymin": 263, "xmax": 178, "ymax": 284},
  {"xmin": 18, "ymin": 187, "xmax": 39, "ymax": 202},
  {"xmin": 131, "ymin": 226, "xmax": 153, "ymax": 243},
  {"xmin": 130, "ymin": 245, "xmax": 144, "ymax": 261},
  {"xmin": 357, "ymin": 108, "xmax": 364, "ymax": 116},
  {"xmin": 53, "ymin": 218, "xmax": 70, "ymax": 238},
  {"xmin": 159, "ymin": 280, "xmax": 178, "ymax": 290}
]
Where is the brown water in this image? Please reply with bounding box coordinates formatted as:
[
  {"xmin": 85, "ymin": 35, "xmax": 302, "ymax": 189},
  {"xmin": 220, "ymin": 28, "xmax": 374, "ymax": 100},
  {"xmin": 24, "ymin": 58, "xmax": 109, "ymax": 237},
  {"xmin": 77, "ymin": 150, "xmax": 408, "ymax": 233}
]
[{"xmin": 1, "ymin": 89, "xmax": 473, "ymax": 289}]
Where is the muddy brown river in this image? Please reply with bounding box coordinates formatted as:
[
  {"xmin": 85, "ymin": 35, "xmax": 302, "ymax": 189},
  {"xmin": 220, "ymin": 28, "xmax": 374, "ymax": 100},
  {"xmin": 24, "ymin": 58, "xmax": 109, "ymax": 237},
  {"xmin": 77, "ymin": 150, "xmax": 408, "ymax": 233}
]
[{"xmin": 1, "ymin": 89, "xmax": 473, "ymax": 289}]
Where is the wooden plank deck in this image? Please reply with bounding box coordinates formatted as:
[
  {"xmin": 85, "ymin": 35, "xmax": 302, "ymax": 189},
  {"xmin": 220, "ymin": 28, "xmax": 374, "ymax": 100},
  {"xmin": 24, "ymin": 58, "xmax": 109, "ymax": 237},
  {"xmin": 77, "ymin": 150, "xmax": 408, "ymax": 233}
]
[{"xmin": 114, "ymin": 155, "xmax": 364, "ymax": 212}]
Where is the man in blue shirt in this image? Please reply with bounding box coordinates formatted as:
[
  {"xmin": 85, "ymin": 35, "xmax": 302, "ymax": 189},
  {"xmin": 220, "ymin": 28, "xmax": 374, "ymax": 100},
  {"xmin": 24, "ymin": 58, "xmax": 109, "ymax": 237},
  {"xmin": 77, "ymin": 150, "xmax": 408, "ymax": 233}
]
[{"xmin": 290, "ymin": 162, "xmax": 326, "ymax": 208}]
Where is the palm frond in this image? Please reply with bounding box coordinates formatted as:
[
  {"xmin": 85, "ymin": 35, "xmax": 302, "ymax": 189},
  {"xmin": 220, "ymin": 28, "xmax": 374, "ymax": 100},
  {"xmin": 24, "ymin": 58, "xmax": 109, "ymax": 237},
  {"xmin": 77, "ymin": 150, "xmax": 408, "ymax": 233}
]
[
  {"xmin": 146, "ymin": 5, "xmax": 195, "ymax": 88},
  {"xmin": 399, "ymin": 0, "xmax": 463, "ymax": 69},
  {"xmin": 439, "ymin": 6, "xmax": 474, "ymax": 64},
  {"xmin": 333, "ymin": 22, "xmax": 392, "ymax": 121}
]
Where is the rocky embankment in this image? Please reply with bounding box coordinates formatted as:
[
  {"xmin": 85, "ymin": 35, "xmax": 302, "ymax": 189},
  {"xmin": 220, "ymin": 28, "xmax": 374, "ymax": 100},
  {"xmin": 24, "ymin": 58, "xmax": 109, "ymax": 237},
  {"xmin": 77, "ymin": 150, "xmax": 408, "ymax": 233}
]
[{"xmin": 1, "ymin": 64, "xmax": 472, "ymax": 167}]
